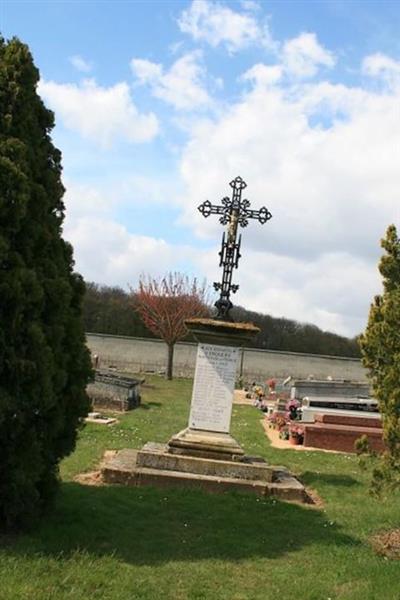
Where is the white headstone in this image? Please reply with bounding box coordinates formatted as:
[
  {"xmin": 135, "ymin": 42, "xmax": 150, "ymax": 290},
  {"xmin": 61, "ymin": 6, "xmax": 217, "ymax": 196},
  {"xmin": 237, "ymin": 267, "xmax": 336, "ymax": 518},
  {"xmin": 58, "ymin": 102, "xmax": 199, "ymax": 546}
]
[{"xmin": 189, "ymin": 343, "xmax": 239, "ymax": 433}]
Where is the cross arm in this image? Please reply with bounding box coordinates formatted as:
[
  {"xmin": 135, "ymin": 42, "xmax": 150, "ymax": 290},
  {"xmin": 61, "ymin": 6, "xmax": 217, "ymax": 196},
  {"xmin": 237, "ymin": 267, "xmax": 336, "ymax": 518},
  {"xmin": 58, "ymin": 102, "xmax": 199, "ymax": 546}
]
[
  {"xmin": 198, "ymin": 197, "xmax": 231, "ymax": 218},
  {"xmin": 239, "ymin": 206, "xmax": 272, "ymax": 227}
]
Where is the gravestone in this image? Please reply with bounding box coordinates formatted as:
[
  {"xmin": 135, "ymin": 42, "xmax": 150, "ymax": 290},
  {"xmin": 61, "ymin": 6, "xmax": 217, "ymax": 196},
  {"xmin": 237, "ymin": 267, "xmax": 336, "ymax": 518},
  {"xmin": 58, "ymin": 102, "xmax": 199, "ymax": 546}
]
[
  {"xmin": 168, "ymin": 319, "xmax": 259, "ymax": 460},
  {"xmin": 189, "ymin": 344, "xmax": 238, "ymax": 432}
]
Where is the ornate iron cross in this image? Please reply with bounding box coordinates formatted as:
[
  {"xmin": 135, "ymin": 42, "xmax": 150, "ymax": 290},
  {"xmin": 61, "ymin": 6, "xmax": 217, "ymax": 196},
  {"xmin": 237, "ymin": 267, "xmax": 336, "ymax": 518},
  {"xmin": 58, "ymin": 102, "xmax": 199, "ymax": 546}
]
[{"xmin": 198, "ymin": 176, "xmax": 272, "ymax": 321}]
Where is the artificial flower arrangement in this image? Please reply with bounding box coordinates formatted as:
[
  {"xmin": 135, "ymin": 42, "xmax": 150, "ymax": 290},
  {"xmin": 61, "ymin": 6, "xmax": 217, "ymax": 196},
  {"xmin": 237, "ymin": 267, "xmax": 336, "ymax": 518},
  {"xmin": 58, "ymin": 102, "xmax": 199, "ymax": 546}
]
[
  {"xmin": 285, "ymin": 398, "xmax": 301, "ymax": 420},
  {"xmin": 289, "ymin": 423, "xmax": 305, "ymax": 445}
]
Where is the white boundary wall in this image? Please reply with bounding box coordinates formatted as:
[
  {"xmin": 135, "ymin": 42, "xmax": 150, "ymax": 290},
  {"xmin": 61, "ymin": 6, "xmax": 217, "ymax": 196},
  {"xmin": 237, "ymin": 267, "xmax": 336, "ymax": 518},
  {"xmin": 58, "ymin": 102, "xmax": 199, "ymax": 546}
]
[{"xmin": 86, "ymin": 333, "xmax": 367, "ymax": 382}]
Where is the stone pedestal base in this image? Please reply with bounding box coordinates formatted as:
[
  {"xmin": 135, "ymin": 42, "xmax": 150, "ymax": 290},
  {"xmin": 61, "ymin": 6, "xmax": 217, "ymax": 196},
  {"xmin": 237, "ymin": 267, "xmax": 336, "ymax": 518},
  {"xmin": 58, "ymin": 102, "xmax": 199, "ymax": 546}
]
[
  {"xmin": 101, "ymin": 444, "xmax": 309, "ymax": 503},
  {"xmin": 168, "ymin": 427, "xmax": 245, "ymax": 461},
  {"xmin": 99, "ymin": 316, "xmax": 309, "ymax": 503}
]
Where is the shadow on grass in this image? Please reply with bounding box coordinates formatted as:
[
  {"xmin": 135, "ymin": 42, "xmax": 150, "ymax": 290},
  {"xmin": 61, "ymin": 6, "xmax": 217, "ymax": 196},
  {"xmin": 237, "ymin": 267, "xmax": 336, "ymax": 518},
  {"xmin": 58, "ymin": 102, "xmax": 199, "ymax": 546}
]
[
  {"xmin": 301, "ymin": 471, "xmax": 361, "ymax": 488},
  {"xmin": 138, "ymin": 402, "xmax": 163, "ymax": 410},
  {"xmin": 6, "ymin": 482, "xmax": 359, "ymax": 565}
]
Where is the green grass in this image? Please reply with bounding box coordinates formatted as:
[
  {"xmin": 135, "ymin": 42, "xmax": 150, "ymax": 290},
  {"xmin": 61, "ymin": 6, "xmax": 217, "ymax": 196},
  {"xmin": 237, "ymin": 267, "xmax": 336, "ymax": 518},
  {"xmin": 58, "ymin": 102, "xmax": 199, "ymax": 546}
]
[{"xmin": 1, "ymin": 376, "xmax": 399, "ymax": 600}]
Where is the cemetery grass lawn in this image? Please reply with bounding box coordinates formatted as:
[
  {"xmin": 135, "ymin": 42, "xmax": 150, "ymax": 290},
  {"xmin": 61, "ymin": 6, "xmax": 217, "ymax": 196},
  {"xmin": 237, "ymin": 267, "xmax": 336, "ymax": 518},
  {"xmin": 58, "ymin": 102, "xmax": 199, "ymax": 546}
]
[{"xmin": 1, "ymin": 377, "xmax": 400, "ymax": 600}]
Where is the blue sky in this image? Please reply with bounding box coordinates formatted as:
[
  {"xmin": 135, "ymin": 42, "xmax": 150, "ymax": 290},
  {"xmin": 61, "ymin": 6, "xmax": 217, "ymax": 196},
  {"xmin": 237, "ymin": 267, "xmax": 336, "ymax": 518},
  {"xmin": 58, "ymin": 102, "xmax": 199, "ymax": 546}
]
[{"xmin": 2, "ymin": 0, "xmax": 400, "ymax": 336}]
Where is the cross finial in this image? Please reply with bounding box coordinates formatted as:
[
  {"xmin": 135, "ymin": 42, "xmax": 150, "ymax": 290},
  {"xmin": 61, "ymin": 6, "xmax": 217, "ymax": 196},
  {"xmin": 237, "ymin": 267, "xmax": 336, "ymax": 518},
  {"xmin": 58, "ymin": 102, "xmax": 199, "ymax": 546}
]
[
  {"xmin": 230, "ymin": 176, "xmax": 247, "ymax": 191},
  {"xmin": 198, "ymin": 176, "xmax": 272, "ymax": 321}
]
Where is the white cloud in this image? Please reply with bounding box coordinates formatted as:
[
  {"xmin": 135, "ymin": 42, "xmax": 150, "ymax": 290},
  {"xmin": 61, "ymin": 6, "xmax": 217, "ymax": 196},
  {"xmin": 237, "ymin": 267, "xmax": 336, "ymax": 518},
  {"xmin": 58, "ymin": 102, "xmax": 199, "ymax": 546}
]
[
  {"xmin": 39, "ymin": 79, "xmax": 159, "ymax": 148},
  {"xmin": 177, "ymin": 2, "xmax": 333, "ymax": 81},
  {"xmin": 241, "ymin": 34, "xmax": 335, "ymax": 86},
  {"xmin": 282, "ymin": 32, "xmax": 336, "ymax": 78},
  {"xmin": 178, "ymin": 0, "xmax": 274, "ymax": 53},
  {"xmin": 362, "ymin": 52, "xmax": 400, "ymax": 87},
  {"xmin": 63, "ymin": 183, "xmax": 113, "ymax": 219},
  {"xmin": 63, "ymin": 183, "xmax": 193, "ymax": 288},
  {"xmin": 242, "ymin": 63, "xmax": 283, "ymax": 87},
  {"xmin": 177, "ymin": 59, "xmax": 400, "ymax": 335},
  {"xmin": 63, "ymin": 175, "xmax": 181, "ymax": 226},
  {"xmin": 132, "ymin": 58, "xmax": 163, "ymax": 84},
  {"xmin": 196, "ymin": 247, "xmax": 377, "ymax": 335},
  {"xmin": 65, "ymin": 216, "xmax": 181, "ymax": 286},
  {"xmin": 69, "ymin": 55, "xmax": 93, "ymax": 73},
  {"xmin": 240, "ymin": 0, "xmax": 261, "ymax": 11},
  {"xmin": 131, "ymin": 52, "xmax": 211, "ymax": 110}
]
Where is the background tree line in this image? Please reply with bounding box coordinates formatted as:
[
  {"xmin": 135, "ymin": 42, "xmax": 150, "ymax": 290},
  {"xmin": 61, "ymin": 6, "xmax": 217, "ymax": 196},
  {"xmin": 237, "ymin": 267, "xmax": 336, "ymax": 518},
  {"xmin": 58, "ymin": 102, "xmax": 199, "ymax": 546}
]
[{"xmin": 83, "ymin": 281, "xmax": 361, "ymax": 357}]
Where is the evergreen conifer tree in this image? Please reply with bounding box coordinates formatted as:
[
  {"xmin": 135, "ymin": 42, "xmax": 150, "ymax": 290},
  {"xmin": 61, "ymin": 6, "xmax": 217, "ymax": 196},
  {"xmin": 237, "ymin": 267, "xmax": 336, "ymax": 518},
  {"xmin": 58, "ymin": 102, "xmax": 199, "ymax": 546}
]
[
  {"xmin": 360, "ymin": 224, "xmax": 400, "ymax": 492},
  {"xmin": 0, "ymin": 37, "xmax": 92, "ymax": 529}
]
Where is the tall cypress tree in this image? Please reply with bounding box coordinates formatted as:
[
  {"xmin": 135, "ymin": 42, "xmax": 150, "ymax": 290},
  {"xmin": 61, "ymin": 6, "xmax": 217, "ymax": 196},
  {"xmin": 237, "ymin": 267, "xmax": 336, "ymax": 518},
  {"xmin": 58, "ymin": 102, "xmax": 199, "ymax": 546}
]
[
  {"xmin": 360, "ymin": 224, "xmax": 400, "ymax": 492},
  {"xmin": 0, "ymin": 37, "xmax": 92, "ymax": 529}
]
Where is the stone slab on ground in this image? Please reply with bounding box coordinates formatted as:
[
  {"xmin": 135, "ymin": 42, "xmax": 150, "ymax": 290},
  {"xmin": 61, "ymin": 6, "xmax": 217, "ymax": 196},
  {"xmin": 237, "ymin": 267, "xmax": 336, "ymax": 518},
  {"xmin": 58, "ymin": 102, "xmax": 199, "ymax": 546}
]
[
  {"xmin": 101, "ymin": 448, "xmax": 309, "ymax": 503},
  {"xmin": 85, "ymin": 412, "xmax": 117, "ymax": 425}
]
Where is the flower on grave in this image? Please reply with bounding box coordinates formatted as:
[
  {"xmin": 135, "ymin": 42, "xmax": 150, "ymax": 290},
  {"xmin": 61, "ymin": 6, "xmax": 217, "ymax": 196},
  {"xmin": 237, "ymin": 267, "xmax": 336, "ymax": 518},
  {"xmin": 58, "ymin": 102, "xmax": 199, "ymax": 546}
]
[
  {"xmin": 286, "ymin": 399, "xmax": 300, "ymax": 410},
  {"xmin": 286, "ymin": 398, "xmax": 301, "ymax": 420},
  {"xmin": 275, "ymin": 415, "xmax": 288, "ymax": 431},
  {"xmin": 289, "ymin": 424, "xmax": 304, "ymax": 437}
]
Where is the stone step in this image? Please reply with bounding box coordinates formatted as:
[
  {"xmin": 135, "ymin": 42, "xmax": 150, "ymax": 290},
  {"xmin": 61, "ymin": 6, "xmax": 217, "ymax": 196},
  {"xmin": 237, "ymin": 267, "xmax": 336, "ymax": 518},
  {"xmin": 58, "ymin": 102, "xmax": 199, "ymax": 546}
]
[
  {"xmin": 137, "ymin": 442, "xmax": 276, "ymax": 482},
  {"xmin": 168, "ymin": 428, "xmax": 245, "ymax": 461},
  {"xmin": 101, "ymin": 449, "xmax": 308, "ymax": 503},
  {"xmin": 101, "ymin": 449, "xmax": 138, "ymax": 485},
  {"xmin": 134, "ymin": 466, "xmax": 269, "ymax": 496},
  {"xmin": 267, "ymin": 470, "xmax": 309, "ymax": 503}
]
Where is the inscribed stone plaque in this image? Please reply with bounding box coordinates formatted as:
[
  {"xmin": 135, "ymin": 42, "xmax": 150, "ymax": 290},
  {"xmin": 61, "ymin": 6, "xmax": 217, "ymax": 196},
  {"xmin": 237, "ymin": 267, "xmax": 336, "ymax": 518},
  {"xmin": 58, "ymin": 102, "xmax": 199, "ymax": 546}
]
[{"xmin": 189, "ymin": 343, "xmax": 239, "ymax": 433}]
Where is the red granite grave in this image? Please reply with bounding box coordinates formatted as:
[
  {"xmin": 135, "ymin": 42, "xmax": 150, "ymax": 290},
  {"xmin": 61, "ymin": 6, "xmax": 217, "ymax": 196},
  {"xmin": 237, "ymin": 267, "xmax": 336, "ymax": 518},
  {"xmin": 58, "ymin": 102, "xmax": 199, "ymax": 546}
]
[{"xmin": 303, "ymin": 413, "xmax": 384, "ymax": 453}]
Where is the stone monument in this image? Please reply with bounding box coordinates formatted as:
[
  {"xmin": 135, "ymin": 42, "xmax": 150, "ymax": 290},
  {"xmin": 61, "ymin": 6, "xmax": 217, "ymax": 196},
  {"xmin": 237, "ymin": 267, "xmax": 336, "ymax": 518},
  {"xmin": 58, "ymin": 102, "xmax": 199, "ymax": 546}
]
[
  {"xmin": 167, "ymin": 318, "xmax": 259, "ymax": 461},
  {"xmin": 102, "ymin": 177, "xmax": 308, "ymax": 502}
]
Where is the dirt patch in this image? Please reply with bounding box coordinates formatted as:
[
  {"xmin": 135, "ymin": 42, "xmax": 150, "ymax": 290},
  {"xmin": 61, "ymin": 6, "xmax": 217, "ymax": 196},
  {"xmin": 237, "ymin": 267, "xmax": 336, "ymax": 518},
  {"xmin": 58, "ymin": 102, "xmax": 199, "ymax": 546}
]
[
  {"xmin": 233, "ymin": 390, "xmax": 253, "ymax": 405},
  {"xmin": 74, "ymin": 452, "xmax": 117, "ymax": 486},
  {"xmin": 370, "ymin": 529, "xmax": 400, "ymax": 560},
  {"xmin": 74, "ymin": 470, "xmax": 104, "ymax": 486}
]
